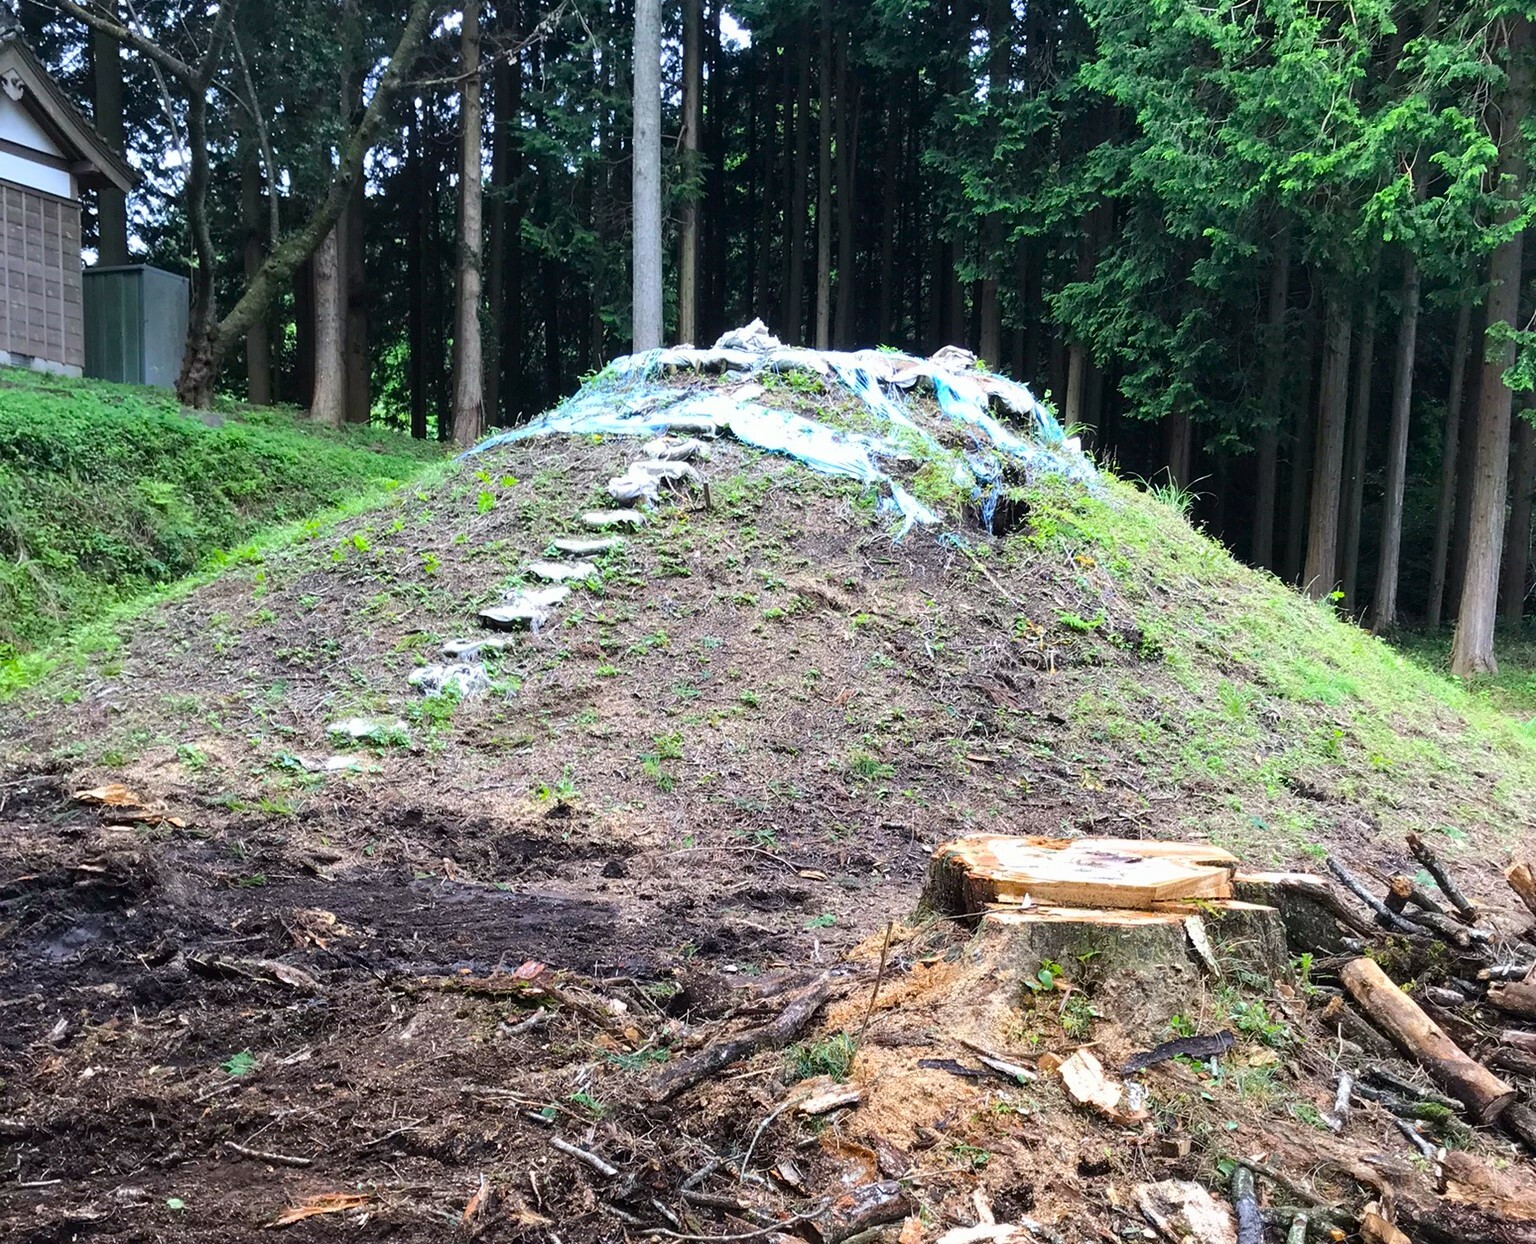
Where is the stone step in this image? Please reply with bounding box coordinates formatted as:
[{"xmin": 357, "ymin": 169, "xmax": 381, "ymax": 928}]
[
  {"xmin": 526, "ymin": 559, "xmax": 597, "ymax": 583},
  {"xmin": 408, "ymin": 662, "xmax": 491, "ymax": 698},
  {"xmin": 581, "ymin": 508, "xmax": 647, "ymax": 529},
  {"xmin": 552, "ymin": 535, "xmax": 624, "ymax": 556},
  {"xmin": 479, "ymin": 584, "xmax": 571, "ymax": 632},
  {"xmin": 442, "ymin": 635, "xmax": 516, "ymax": 660}
]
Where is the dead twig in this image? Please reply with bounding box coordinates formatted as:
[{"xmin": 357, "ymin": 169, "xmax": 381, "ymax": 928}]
[
  {"xmin": 1407, "ymin": 833, "xmax": 1478, "ymax": 923},
  {"xmin": 549, "ymin": 1137, "xmax": 618, "ymax": 1179},
  {"xmin": 652, "ymin": 975, "xmax": 834, "ymax": 1101},
  {"xmin": 855, "ymin": 922, "xmax": 894, "ymax": 1046},
  {"xmin": 225, "ymin": 1140, "xmax": 312, "ymax": 1168}
]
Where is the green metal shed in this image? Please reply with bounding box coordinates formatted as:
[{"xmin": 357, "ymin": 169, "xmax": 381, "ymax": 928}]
[{"xmin": 82, "ymin": 264, "xmax": 189, "ymax": 388}]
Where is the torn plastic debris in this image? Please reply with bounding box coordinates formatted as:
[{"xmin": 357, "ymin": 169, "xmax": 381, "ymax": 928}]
[
  {"xmin": 408, "ymin": 662, "xmax": 491, "ymax": 698},
  {"xmin": 467, "ymin": 322, "xmax": 1095, "ymax": 538},
  {"xmin": 606, "ymin": 459, "xmax": 703, "ymax": 505}
]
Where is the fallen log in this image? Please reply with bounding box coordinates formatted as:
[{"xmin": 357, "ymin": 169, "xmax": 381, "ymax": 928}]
[
  {"xmin": 1339, "ymin": 957, "xmax": 1515, "ymax": 1124},
  {"xmin": 1232, "ymin": 1167, "xmax": 1262, "ymax": 1244},
  {"xmin": 1317, "ymin": 995, "xmax": 1397, "ymax": 1060},
  {"xmin": 651, "ymin": 975, "xmax": 833, "ymax": 1101},
  {"xmin": 1488, "ymin": 978, "xmax": 1536, "ymax": 1020},
  {"xmin": 1406, "ymin": 833, "xmax": 1479, "ymax": 923},
  {"xmin": 1501, "ymin": 1101, "xmax": 1536, "ymax": 1154},
  {"xmin": 1506, "ymin": 863, "xmax": 1536, "ymax": 923},
  {"xmin": 1232, "ymin": 870, "xmax": 1372, "ymax": 947}
]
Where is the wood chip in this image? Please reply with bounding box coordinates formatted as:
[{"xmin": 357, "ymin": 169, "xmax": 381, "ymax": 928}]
[
  {"xmin": 1054, "ymin": 1048, "xmax": 1149, "ymax": 1126},
  {"xmin": 798, "ymin": 1086, "xmax": 862, "ymax": 1115}
]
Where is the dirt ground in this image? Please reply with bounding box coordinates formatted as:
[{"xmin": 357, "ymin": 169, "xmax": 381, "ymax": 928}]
[{"xmin": 4, "ymin": 415, "xmax": 1535, "ymax": 1240}]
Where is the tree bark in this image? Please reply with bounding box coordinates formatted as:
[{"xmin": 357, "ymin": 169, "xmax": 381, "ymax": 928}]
[
  {"xmin": 1340, "ymin": 286, "xmax": 1377, "ymax": 614},
  {"xmin": 1452, "ymin": 15, "xmax": 1533, "ymax": 676},
  {"xmin": 90, "ymin": 2, "xmax": 129, "ymax": 267},
  {"xmin": 240, "ymin": 154, "xmax": 272, "ymax": 405},
  {"xmin": 1340, "ymin": 957, "xmax": 1515, "ymax": 1124},
  {"xmin": 877, "ymin": 97, "xmax": 899, "ymax": 342},
  {"xmin": 342, "ymin": 179, "xmax": 369, "ymax": 424},
  {"xmin": 1283, "ymin": 285, "xmax": 1320, "ymax": 585},
  {"xmin": 1373, "ymin": 241, "xmax": 1423, "ymax": 632},
  {"xmin": 631, "ymin": 0, "xmax": 663, "ymax": 352},
  {"xmin": 784, "ymin": 33, "xmax": 811, "ymax": 344},
  {"xmin": 310, "ymin": 229, "xmax": 345, "ymax": 427},
  {"xmin": 1303, "ymin": 291, "xmax": 1353, "ymax": 600},
  {"xmin": 813, "ymin": 0, "xmax": 833, "ymax": 351},
  {"xmin": 1252, "ymin": 228, "xmax": 1291, "ymax": 570},
  {"xmin": 407, "ymin": 98, "xmax": 427, "ymax": 439},
  {"xmin": 977, "ymin": 0, "xmax": 1009, "ymax": 368},
  {"xmin": 1502, "ymin": 415, "xmax": 1536, "ymax": 624},
  {"xmin": 451, "ymin": 0, "xmax": 485, "ymax": 447},
  {"xmin": 1427, "ymin": 301, "xmax": 1472, "ymax": 627},
  {"xmin": 832, "ymin": 35, "xmax": 858, "ymax": 349},
  {"xmin": 677, "ymin": 0, "xmax": 702, "ymax": 345},
  {"xmin": 485, "ymin": 10, "xmax": 519, "ymax": 429},
  {"xmin": 1164, "ymin": 410, "xmax": 1193, "ymax": 491}
]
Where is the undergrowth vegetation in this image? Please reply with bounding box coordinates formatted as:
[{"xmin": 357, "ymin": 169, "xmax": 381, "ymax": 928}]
[{"xmin": 0, "ymin": 370, "xmax": 444, "ymax": 659}]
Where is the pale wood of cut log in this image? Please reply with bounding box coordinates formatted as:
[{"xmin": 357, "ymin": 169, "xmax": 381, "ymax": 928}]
[
  {"xmin": 1507, "ymin": 863, "xmax": 1536, "ymax": 922},
  {"xmin": 1339, "ymin": 957, "xmax": 1515, "ymax": 1124}
]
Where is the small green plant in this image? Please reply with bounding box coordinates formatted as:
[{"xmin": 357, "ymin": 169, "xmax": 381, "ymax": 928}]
[
  {"xmin": 534, "ymin": 766, "xmax": 581, "ymax": 805},
  {"xmin": 176, "ymin": 743, "xmax": 209, "ymax": 771},
  {"xmin": 420, "ymin": 551, "xmax": 441, "ymax": 575},
  {"xmin": 947, "ymin": 1142, "xmax": 992, "ymax": 1170},
  {"xmin": 607, "ymin": 1048, "xmax": 671, "ymax": 1072},
  {"xmin": 477, "ymin": 490, "xmax": 497, "ymax": 514},
  {"xmin": 804, "ymin": 912, "xmax": 836, "ymax": 929},
  {"xmin": 220, "ymin": 1050, "xmax": 258, "ymax": 1077},
  {"xmin": 568, "ymin": 1090, "xmax": 607, "ymax": 1117},
  {"xmin": 1168, "ymin": 1013, "xmax": 1198, "ymax": 1038},
  {"xmin": 1024, "ymin": 959, "xmax": 1065, "ymax": 994},
  {"xmin": 784, "ymin": 1031, "xmax": 857, "ymax": 1082}
]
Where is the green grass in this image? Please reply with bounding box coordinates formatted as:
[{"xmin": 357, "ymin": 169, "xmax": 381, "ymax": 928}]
[
  {"xmin": 1013, "ymin": 474, "xmax": 1536, "ymax": 857},
  {"xmin": 0, "ymin": 369, "xmax": 445, "ymax": 660}
]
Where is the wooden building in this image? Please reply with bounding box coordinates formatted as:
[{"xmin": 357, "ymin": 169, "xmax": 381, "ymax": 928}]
[{"xmin": 0, "ymin": 16, "xmax": 134, "ymax": 376}]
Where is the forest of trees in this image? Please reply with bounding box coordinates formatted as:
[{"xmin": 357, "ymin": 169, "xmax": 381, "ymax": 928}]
[{"xmin": 16, "ymin": 0, "xmax": 1536, "ymax": 674}]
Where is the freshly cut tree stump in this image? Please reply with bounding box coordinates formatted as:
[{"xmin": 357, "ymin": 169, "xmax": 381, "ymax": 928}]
[
  {"xmin": 1231, "ymin": 870, "xmax": 1358, "ymax": 951},
  {"xmin": 928, "ymin": 835, "xmax": 1236, "ymax": 916},
  {"xmin": 978, "ymin": 900, "xmax": 1285, "ymax": 983}
]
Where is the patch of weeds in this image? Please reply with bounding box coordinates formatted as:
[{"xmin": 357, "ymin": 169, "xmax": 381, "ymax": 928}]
[
  {"xmin": 804, "ymin": 912, "xmax": 836, "ymax": 929},
  {"xmin": 607, "ymin": 1048, "xmax": 670, "ymax": 1073},
  {"xmin": 846, "ymin": 748, "xmax": 895, "ymax": 781},
  {"xmin": 946, "ymin": 1142, "xmax": 992, "ymax": 1171},
  {"xmin": 567, "ymin": 1091, "xmax": 607, "ymax": 1117},
  {"xmin": 784, "ymin": 1031, "xmax": 856, "ymax": 1082},
  {"xmin": 176, "ymin": 743, "xmax": 209, "ymax": 771}
]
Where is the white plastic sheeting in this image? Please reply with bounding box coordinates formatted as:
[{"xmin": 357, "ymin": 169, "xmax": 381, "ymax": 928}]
[{"xmin": 468, "ymin": 321, "xmax": 1095, "ymax": 537}]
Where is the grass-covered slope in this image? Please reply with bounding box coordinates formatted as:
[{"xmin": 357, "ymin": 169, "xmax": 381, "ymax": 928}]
[
  {"xmin": 0, "ymin": 368, "xmax": 444, "ymax": 661},
  {"xmin": 2, "ymin": 368, "xmax": 1532, "ymax": 884}
]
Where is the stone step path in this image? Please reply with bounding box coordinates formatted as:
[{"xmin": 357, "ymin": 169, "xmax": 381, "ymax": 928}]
[
  {"xmin": 405, "ymin": 442, "xmax": 707, "ymax": 712},
  {"xmin": 479, "ymin": 584, "xmax": 570, "ymax": 632}
]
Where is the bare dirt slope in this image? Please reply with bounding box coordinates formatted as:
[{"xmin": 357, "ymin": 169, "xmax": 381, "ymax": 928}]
[{"xmin": 3, "ymin": 377, "xmax": 1536, "ymax": 1241}]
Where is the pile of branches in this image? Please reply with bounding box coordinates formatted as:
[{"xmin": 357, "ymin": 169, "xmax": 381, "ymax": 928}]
[{"xmin": 1313, "ymin": 833, "xmax": 1536, "ymax": 1156}]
